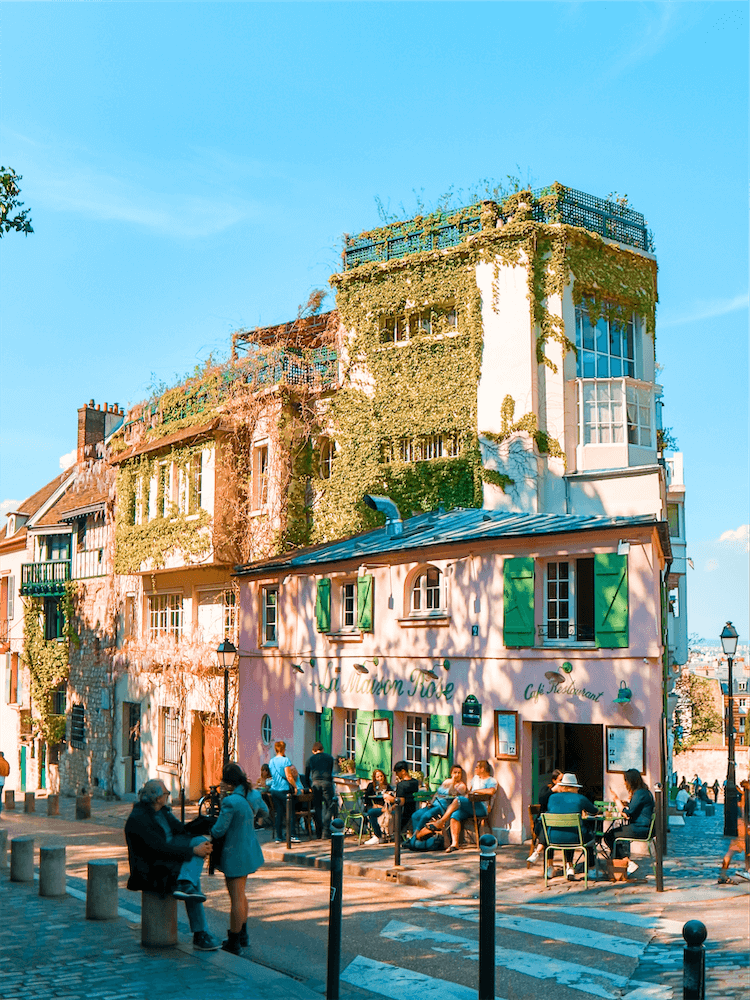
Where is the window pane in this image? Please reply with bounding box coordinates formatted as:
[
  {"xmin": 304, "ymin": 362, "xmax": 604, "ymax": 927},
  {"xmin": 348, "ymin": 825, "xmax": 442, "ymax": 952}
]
[
  {"xmin": 609, "ymin": 323, "xmax": 622, "ymax": 358},
  {"xmin": 596, "ymin": 353, "xmax": 609, "ymax": 378},
  {"xmin": 582, "ymin": 352, "xmax": 595, "ymax": 377}
]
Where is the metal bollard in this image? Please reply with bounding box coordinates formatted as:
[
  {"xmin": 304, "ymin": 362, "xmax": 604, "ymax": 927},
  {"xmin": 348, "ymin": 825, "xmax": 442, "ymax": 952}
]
[
  {"xmin": 86, "ymin": 860, "xmax": 119, "ymax": 920},
  {"xmin": 4, "ymin": 790, "xmax": 15, "ymax": 810},
  {"xmin": 682, "ymin": 920, "xmax": 706, "ymax": 1000},
  {"xmin": 47, "ymin": 794, "xmax": 60, "ymax": 817},
  {"xmin": 393, "ymin": 800, "xmax": 402, "ymax": 868},
  {"xmin": 286, "ymin": 794, "xmax": 294, "ymax": 850},
  {"xmin": 326, "ymin": 818, "xmax": 345, "ymax": 1000},
  {"xmin": 0, "ymin": 828, "xmax": 8, "ymax": 869},
  {"xmin": 654, "ymin": 783, "xmax": 664, "ymax": 892},
  {"xmin": 39, "ymin": 844, "xmax": 66, "ymax": 897},
  {"xmin": 478, "ymin": 834, "xmax": 498, "ymax": 1000},
  {"xmin": 10, "ymin": 835, "xmax": 35, "ymax": 882},
  {"xmin": 180, "ymin": 787, "xmax": 185, "ymax": 824},
  {"xmin": 24, "ymin": 792, "xmax": 35, "ymax": 813}
]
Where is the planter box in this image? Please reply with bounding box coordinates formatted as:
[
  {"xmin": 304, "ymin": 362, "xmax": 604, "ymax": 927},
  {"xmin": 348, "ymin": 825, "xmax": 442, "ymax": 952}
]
[{"xmin": 608, "ymin": 858, "xmax": 629, "ymax": 882}]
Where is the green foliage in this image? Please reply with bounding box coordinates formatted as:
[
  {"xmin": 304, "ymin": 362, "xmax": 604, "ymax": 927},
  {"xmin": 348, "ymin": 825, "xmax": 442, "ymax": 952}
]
[
  {"xmin": 0, "ymin": 166, "xmax": 33, "ymax": 237},
  {"xmin": 657, "ymin": 427, "xmax": 678, "ymax": 452},
  {"xmin": 673, "ymin": 672, "xmax": 723, "ymax": 752},
  {"xmin": 115, "ymin": 443, "xmax": 213, "ymax": 573},
  {"xmin": 22, "ymin": 585, "xmax": 77, "ymax": 743},
  {"xmin": 482, "ymin": 395, "xmax": 564, "ymax": 463},
  {"xmin": 481, "ymin": 468, "xmax": 515, "ymax": 491}
]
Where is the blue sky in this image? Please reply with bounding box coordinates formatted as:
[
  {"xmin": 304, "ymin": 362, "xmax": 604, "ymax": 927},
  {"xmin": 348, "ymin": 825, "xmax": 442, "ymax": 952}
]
[{"xmin": 0, "ymin": 1, "xmax": 747, "ymax": 639}]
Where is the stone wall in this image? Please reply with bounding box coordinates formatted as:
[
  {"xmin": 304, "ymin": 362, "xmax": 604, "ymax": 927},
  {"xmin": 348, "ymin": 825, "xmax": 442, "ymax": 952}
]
[
  {"xmin": 58, "ymin": 577, "xmax": 117, "ymax": 798},
  {"xmin": 673, "ymin": 745, "xmax": 750, "ymax": 788}
]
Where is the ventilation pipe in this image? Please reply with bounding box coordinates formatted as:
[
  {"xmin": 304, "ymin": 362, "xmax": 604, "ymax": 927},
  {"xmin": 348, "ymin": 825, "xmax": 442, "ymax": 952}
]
[{"xmin": 364, "ymin": 494, "xmax": 403, "ymax": 536}]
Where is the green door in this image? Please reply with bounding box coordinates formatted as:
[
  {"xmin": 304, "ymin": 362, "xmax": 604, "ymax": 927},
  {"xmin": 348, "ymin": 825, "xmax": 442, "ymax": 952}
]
[{"xmin": 20, "ymin": 746, "xmax": 26, "ymax": 792}]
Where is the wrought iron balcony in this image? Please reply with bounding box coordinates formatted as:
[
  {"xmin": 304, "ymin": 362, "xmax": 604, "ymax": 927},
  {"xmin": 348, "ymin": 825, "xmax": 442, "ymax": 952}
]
[{"xmin": 20, "ymin": 560, "xmax": 71, "ymax": 596}]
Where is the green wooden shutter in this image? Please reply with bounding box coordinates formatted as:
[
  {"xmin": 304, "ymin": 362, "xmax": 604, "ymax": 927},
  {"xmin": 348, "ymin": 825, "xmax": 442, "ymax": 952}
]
[
  {"xmin": 320, "ymin": 707, "xmax": 333, "ymax": 755},
  {"xmin": 315, "ymin": 578, "xmax": 331, "ymax": 633},
  {"xmin": 429, "ymin": 714, "xmax": 453, "ymax": 790},
  {"xmin": 595, "ymin": 553, "xmax": 629, "ymax": 648},
  {"xmin": 356, "ymin": 575, "xmax": 374, "ymax": 632},
  {"xmin": 503, "ymin": 557, "xmax": 535, "ymax": 647},
  {"xmin": 355, "ymin": 709, "xmax": 393, "ymax": 779}
]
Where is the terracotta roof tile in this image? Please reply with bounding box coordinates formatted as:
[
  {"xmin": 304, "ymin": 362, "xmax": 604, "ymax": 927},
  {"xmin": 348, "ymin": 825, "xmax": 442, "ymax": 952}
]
[
  {"xmin": 15, "ymin": 470, "xmax": 75, "ymax": 516},
  {"xmin": 36, "ymin": 476, "xmax": 108, "ymax": 526}
]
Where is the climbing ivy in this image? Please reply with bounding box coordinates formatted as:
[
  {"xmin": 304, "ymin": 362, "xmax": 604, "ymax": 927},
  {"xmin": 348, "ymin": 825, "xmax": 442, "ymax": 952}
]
[{"xmin": 22, "ymin": 584, "xmax": 78, "ymax": 744}]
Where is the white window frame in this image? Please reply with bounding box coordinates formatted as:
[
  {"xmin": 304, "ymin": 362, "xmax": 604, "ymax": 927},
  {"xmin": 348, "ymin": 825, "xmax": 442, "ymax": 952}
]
[
  {"xmin": 626, "ymin": 383, "xmax": 653, "ymax": 447},
  {"xmin": 341, "ymin": 582, "xmax": 356, "ymax": 631},
  {"xmin": 252, "ymin": 444, "xmax": 269, "ymax": 510},
  {"xmin": 224, "ymin": 589, "xmax": 237, "ymax": 641},
  {"xmin": 160, "ymin": 706, "xmax": 180, "ymax": 766},
  {"xmin": 261, "ymin": 586, "xmax": 278, "ymax": 646},
  {"xmin": 405, "ymin": 714, "xmax": 430, "ymax": 774},
  {"xmin": 410, "ymin": 566, "xmax": 444, "ymax": 616},
  {"xmin": 319, "ymin": 438, "xmax": 338, "ymax": 480},
  {"xmin": 344, "ymin": 709, "xmax": 357, "ymax": 758},
  {"xmin": 545, "ymin": 560, "xmax": 574, "ymax": 642},
  {"xmin": 148, "ymin": 593, "xmax": 183, "ymax": 640}
]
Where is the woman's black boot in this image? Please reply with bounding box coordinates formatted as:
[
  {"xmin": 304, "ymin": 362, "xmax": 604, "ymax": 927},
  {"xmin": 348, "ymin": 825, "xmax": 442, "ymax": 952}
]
[
  {"xmin": 222, "ymin": 930, "xmax": 242, "ymax": 955},
  {"xmin": 239, "ymin": 923, "xmax": 249, "ymax": 946}
]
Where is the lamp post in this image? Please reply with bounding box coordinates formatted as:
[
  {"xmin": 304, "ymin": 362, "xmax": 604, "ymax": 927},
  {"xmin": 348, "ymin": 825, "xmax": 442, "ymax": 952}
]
[
  {"xmin": 216, "ymin": 640, "xmax": 237, "ymax": 768},
  {"xmin": 720, "ymin": 622, "xmax": 739, "ymax": 838}
]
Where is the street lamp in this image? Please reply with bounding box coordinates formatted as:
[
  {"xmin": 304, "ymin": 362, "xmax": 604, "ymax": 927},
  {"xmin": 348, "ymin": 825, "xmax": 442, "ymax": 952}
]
[
  {"xmin": 216, "ymin": 640, "xmax": 237, "ymax": 768},
  {"xmin": 720, "ymin": 622, "xmax": 739, "ymax": 838}
]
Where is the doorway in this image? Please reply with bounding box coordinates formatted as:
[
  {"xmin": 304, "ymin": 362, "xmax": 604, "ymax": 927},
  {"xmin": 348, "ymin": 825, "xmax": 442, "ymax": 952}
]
[
  {"xmin": 199, "ymin": 713, "xmax": 223, "ymax": 792},
  {"xmin": 531, "ymin": 722, "xmax": 604, "ymax": 803}
]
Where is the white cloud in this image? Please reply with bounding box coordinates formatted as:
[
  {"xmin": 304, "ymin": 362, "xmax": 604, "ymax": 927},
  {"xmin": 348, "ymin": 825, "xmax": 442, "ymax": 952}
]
[
  {"xmin": 718, "ymin": 524, "xmax": 750, "ymax": 552},
  {"xmin": 659, "ymin": 293, "xmax": 749, "ymax": 329},
  {"xmin": 0, "ymin": 499, "xmax": 20, "ymax": 517},
  {"xmin": 59, "ymin": 449, "xmax": 77, "ymax": 471},
  {"xmin": 605, "ymin": 4, "xmax": 686, "ymax": 79},
  {"xmin": 704, "ymin": 558, "xmax": 719, "ymax": 572}
]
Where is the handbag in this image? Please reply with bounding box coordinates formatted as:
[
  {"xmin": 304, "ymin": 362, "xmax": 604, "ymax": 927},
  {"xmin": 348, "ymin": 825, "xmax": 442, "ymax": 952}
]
[{"xmin": 210, "ymin": 833, "xmax": 226, "ymax": 872}]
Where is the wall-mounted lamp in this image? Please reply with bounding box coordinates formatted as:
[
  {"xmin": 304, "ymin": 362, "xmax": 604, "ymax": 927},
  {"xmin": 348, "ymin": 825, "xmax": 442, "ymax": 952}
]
[
  {"xmin": 353, "ymin": 663, "xmax": 369, "ymax": 675},
  {"xmin": 561, "ymin": 661, "xmax": 573, "ymax": 674},
  {"xmin": 420, "ymin": 667, "xmax": 439, "ymax": 680},
  {"xmin": 613, "ymin": 681, "xmax": 633, "ymax": 704},
  {"xmin": 442, "ymin": 659, "xmax": 451, "ymax": 671},
  {"xmin": 617, "ymin": 541, "xmax": 631, "ymax": 556},
  {"xmin": 292, "ymin": 663, "xmax": 305, "ymax": 674},
  {"xmin": 545, "ymin": 670, "xmax": 565, "ymax": 684}
]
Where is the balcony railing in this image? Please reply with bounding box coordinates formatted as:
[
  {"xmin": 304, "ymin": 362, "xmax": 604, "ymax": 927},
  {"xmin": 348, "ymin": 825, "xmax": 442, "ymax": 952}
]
[
  {"xmin": 537, "ymin": 622, "xmax": 595, "ymax": 643},
  {"xmin": 20, "ymin": 560, "xmax": 71, "ymax": 596}
]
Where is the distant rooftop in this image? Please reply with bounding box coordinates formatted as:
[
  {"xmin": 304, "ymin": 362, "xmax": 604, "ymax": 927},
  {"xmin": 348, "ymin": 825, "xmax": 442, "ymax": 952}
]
[{"xmin": 343, "ymin": 184, "xmax": 654, "ymax": 270}]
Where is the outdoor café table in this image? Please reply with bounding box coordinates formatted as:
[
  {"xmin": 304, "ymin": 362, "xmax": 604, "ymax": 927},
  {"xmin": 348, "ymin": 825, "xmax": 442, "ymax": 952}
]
[{"xmin": 594, "ymin": 805, "xmax": 624, "ymax": 862}]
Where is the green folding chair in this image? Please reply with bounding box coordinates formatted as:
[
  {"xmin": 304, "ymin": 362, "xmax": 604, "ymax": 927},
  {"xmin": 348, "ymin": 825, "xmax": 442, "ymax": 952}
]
[
  {"xmin": 540, "ymin": 813, "xmax": 597, "ymax": 888},
  {"xmin": 613, "ymin": 813, "xmax": 657, "ymax": 866},
  {"xmin": 339, "ymin": 792, "xmax": 367, "ymax": 844}
]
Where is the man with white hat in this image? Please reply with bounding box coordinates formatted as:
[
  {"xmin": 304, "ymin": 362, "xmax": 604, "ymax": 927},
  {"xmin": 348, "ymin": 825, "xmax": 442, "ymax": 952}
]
[{"xmin": 543, "ymin": 772, "xmax": 600, "ymax": 881}]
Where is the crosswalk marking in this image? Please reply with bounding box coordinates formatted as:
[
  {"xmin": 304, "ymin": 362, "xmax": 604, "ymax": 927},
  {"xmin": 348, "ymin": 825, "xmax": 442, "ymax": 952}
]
[
  {"xmin": 513, "ymin": 903, "xmax": 685, "ymax": 936},
  {"xmin": 341, "ymin": 954, "xmax": 505, "ymax": 1000},
  {"xmin": 382, "ymin": 920, "xmax": 671, "ymax": 1000},
  {"xmin": 412, "ymin": 902, "xmax": 648, "ymax": 957}
]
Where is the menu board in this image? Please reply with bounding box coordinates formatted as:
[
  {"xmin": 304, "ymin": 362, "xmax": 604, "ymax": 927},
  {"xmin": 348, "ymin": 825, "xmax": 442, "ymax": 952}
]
[
  {"xmin": 606, "ymin": 726, "xmax": 645, "ymax": 773},
  {"xmin": 494, "ymin": 710, "xmax": 519, "ymax": 760}
]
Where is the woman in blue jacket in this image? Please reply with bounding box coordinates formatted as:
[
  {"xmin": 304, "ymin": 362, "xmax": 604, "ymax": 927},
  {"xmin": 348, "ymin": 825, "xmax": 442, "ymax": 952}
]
[
  {"xmin": 605, "ymin": 768, "xmax": 654, "ymax": 873},
  {"xmin": 210, "ymin": 762, "xmax": 268, "ymax": 955}
]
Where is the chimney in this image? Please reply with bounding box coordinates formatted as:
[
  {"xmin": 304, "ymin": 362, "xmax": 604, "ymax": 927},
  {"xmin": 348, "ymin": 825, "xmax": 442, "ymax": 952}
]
[{"xmin": 78, "ymin": 402, "xmax": 107, "ymax": 465}]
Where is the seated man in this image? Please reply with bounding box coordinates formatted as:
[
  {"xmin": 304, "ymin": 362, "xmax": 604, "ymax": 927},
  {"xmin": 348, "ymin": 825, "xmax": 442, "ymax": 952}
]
[
  {"xmin": 124, "ymin": 779, "xmax": 220, "ymax": 952},
  {"xmin": 431, "ymin": 760, "xmax": 498, "ymax": 852},
  {"xmin": 544, "ymin": 772, "xmax": 600, "ymax": 881},
  {"xmin": 675, "ymin": 787, "xmax": 690, "ymax": 812}
]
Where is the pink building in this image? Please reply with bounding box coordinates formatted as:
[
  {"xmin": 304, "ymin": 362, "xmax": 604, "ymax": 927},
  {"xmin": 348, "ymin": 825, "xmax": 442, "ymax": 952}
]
[{"xmin": 235, "ymin": 502, "xmax": 671, "ymax": 843}]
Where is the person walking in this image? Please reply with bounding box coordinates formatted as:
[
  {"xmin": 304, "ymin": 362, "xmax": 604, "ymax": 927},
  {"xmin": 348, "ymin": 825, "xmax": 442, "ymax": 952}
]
[
  {"xmin": 305, "ymin": 741, "xmax": 336, "ymax": 839},
  {"xmin": 210, "ymin": 762, "xmax": 267, "ymax": 954},
  {"xmin": 0, "ymin": 751, "xmax": 9, "ymax": 813},
  {"xmin": 712, "ymin": 780, "xmax": 720, "ymax": 803},
  {"xmin": 268, "ymin": 741, "xmax": 296, "ymax": 843}
]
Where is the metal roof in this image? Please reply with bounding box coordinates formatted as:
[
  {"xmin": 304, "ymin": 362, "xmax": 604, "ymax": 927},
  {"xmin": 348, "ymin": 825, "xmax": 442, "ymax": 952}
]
[{"xmin": 235, "ymin": 507, "xmax": 671, "ymax": 577}]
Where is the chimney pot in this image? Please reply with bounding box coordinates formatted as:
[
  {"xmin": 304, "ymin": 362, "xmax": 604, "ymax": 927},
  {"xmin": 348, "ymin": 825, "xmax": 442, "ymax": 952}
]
[
  {"xmin": 89, "ymin": 399, "xmax": 95, "ymax": 407},
  {"xmin": 95, "ymin": 404, "xmax": 100, "ymax": 410}
]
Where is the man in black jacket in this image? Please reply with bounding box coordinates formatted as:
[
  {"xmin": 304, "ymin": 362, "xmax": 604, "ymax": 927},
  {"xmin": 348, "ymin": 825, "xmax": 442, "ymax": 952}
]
[
  {"xmin": 124, "ymin": 779, "xmax": 219, "ymax": 951},
  {"xmin": 305, "ymin": 742, "xmax": 337, "ymax": 839}
]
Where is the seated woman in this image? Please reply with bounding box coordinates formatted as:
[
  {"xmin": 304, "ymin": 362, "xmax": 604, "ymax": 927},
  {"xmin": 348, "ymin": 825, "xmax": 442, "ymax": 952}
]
[
  {"xmin": 527, "ymin": 769, "xmax": 562, "ymax": 864},
  {"xmin": 411, "ymin": 765, "xmax": 468, "ymax": 833},
  {"xmin": 430, "ymin": 760, "xmax": 498, "ymax": 852},
  {"xmin": 603, "ymin": 769, "xmax": 654, "ymax": 874},
  {"xmin": 363, "ymin": 769, "xmax": 392, "ymax": 844},
  {"xmin": 543, "ymin": 772, "xmax": 600, "ymax": 881}
]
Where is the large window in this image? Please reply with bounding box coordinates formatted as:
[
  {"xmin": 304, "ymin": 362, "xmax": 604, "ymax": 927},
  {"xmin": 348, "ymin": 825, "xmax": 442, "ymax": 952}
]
[
  {"xmin": 344, "ymin": 709, "xmax": 357, "ymax": 758},
  {"xmin": 36, "ymin": 534, "xmax": 71, "ymax": 562},
  {"xmin": 148, "ymin": 593, "xmax": 183, "ymax": 640},
  {"xmin": 411, "ymin": 567, "xmax": 444, "ymax": 615},
  {"xmin": 579, "ymin": 381, "xmax": 653, "ymax": 448},
  {"xmin": 198, "ymin": 589, "xmax": 236, "ymax": 643},
  {"xmin": 626, "ymin": 384, "xmax": 653, "ymax": 447},
  {"xmin": 575, "ymin": 302, "xmax": 636, "ymax": 379},
  {"xmin": 160, "ymin": 706, "xmax": 180, "ymax": 766},
  {"xmin": 262, "ymin": 587, "xmax": 278, "ymax": 645},
  {"xmin": 382, "ymin": 433, "xmax": 460, "ymax": 464},
  {"xmin": 405, "ymin": 714, "xmax": 430, "ymax": 774},
  {"xmin": 252, "ymin": 445, "xmax": 269, "ymax": 509},
  {"xmin": 544, "ymin": 559, "xmax": 595, "ymax": 643}
]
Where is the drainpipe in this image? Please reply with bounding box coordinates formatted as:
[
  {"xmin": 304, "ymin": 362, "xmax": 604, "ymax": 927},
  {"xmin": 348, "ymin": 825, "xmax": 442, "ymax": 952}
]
[{"xmin": 363, "ymin": 495, "xmax": 403, "ymax": 536}]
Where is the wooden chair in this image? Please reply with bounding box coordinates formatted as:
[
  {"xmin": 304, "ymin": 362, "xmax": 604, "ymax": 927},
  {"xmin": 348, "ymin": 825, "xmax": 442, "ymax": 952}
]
[
  {"xmin": 540, "ymin": 813, "xmax": 597, "ymax": 888},
  {"xmin": 462, "ymin": 792, "xmax": 496, "ymax": 851},
  {"xmin": 293, "ymin": 791, "xmax": 314, "ymax": 839}
]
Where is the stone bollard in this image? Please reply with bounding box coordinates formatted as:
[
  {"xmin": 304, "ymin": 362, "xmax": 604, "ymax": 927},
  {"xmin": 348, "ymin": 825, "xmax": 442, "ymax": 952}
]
[
  {"xmin": 5, "ymin": 790, "xmax": 15, "ymax": 810},
  {"xmin": 141, "ymin": 892, "xmax": 178, "ymax": 947},
  {"xmin": 76, "ymin": 790, "xmax": 91, "ymax": 820},
  {"xmin": 86, "ymin": 860, "xmax": 119, "ymax": 920},
  {"xmin": 24, "ymin": 792, "xmax": 36, "ymax": 814},
  {"xmin": 47, "ymin": 794, "xmax": 60, "ymax": 817},
  {"xmin": 39, "ymin": 844, "xmax": 66, "ymax": 897},
  {"xmin": 10, "ymin": 835, "xmax": 35, "ymax": 882},
  {"xmin": 0, "ymin": 828, "xmax": 8, "ymax": 869}
]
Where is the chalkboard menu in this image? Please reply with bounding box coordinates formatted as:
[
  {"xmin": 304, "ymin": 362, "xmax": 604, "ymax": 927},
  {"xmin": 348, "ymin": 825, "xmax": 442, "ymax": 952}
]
[
  {"xmin": 461, "ymin": 695, "xmax": 482, "ymax": 727},
  {"xmin": 606, "ymin": 726, "xmax": 645, "ymax": 773}
]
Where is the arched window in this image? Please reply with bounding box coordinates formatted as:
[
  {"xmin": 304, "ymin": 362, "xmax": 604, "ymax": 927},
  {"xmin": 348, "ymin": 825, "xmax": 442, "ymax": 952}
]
[
  {"xmin": 319, "ymin": 438, "xmax": 338, "ymax": 480},
  {"xmin": 411, "ymin": 567, "xmax": 443, "ymax": 614},
  {"xmin": 261, "ymin": 714, "xmax": 272, "ymax": 745}
]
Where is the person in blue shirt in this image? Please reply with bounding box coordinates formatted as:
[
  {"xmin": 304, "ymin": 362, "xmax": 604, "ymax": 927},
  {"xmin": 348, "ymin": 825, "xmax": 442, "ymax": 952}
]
[
  {"xmin": 268, "ymin": 740, "xmax": 296, "ymax": 842},
  {"xmin": 544, "ymin": 772, "xmax": 600, "ymax": 881}
]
